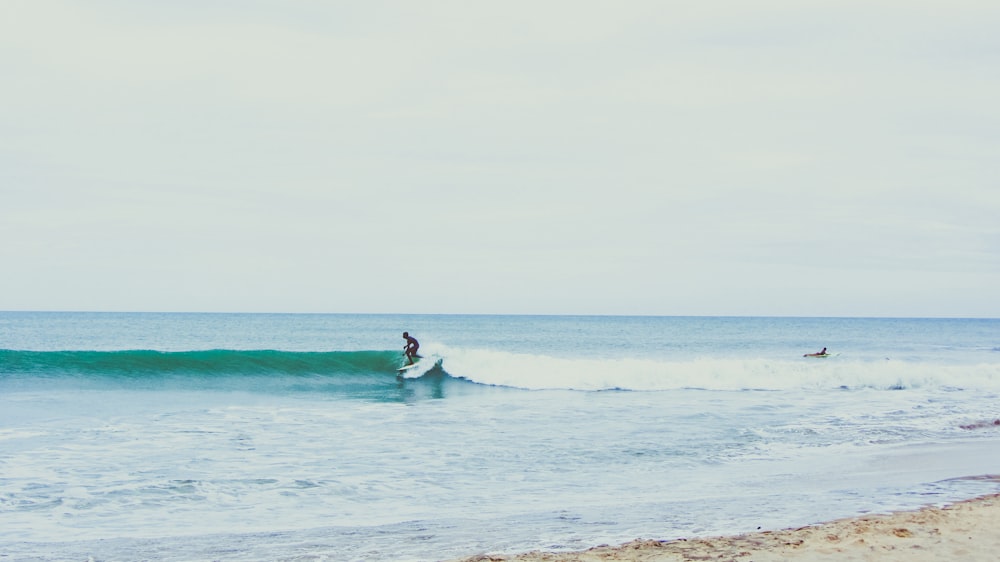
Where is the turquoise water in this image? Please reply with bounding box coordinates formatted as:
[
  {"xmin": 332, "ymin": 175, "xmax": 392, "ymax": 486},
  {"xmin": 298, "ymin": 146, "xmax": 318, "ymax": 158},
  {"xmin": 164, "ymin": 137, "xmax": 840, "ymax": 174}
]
[{"xmin": 2, "ymin": 313, "xmax": 999, "ymax": 560}]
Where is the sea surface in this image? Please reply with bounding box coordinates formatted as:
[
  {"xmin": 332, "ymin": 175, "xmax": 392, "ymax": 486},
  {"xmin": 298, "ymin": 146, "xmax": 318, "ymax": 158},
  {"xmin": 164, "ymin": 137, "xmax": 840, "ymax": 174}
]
[{"xmin": 2, "ymin": 312, "xmax": 1000, "ymax": 561}]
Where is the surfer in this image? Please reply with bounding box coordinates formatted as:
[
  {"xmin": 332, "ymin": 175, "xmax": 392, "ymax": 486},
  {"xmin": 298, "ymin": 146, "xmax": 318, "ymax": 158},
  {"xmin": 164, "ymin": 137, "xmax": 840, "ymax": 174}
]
[
  {"xmin": 804, "ymin": 347, "xmax": 828, "ymax": 357},
  {"xmin": 402, "ymin": 332, "xmax": 420, "ymax": 365}
]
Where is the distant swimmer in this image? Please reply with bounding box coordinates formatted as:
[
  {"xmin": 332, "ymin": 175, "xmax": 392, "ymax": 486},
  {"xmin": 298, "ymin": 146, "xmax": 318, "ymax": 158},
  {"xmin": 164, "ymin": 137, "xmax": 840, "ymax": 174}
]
[
  {"xmin": 402, "ymin": 332, "xmax": 420, "ymax": 365},
  {"xmin": 804, "ymin": 347, "xmax": 829, "ymax": 357},
  {"xmin": 960, "ymin": 419, "xmax": 1000, "ymax": 430}
]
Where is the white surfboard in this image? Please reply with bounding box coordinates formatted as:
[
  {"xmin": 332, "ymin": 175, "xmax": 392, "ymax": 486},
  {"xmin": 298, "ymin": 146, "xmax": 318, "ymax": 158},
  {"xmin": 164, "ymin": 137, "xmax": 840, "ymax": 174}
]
[{"xmin": 397, "ymin": 362, "xmax": 421, "ymax": 373}]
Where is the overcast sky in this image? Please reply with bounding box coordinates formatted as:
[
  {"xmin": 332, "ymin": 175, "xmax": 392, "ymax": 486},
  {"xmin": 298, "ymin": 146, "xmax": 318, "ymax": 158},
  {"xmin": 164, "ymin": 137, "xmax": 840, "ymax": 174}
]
[{"xmin": 2, "ymin": 1, "xmax": 998, "ymax": 317}]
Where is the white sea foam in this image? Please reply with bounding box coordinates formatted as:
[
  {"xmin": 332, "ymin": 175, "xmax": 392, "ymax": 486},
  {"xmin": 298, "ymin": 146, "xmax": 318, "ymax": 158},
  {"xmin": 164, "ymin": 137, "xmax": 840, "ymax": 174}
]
[{"xmin": 433, "ymin": 345, "xmax": 1000, "ymax": 392}]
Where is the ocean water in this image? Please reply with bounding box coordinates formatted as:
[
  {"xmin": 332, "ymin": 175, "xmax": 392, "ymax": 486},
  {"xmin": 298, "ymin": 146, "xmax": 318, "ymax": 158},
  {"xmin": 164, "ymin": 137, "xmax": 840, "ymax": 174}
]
[{"xmin": 2, "ymin": 312, "xmax": 1000, "ymax": 561}]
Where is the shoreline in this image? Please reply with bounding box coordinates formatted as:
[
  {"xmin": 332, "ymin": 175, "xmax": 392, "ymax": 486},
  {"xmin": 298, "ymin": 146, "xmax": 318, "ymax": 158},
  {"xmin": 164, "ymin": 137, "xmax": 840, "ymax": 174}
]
[{"xmin": 452, "ymin": 490, "xmax": 1000, "ymax": 561}]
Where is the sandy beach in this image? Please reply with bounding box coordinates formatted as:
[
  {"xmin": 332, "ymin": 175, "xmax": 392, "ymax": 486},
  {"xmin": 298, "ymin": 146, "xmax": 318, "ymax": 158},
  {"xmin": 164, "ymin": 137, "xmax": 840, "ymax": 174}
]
[{"xmin": 454, "ymin": 490, "xmax": 1000, "ymax": 562}]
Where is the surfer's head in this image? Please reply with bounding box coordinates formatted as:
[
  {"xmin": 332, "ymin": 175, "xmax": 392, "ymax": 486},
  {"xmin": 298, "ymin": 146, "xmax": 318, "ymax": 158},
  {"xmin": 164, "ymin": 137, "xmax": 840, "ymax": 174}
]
[{"xmin": 403, "ymin": 332, "xmax": 409, "ymax": 337}]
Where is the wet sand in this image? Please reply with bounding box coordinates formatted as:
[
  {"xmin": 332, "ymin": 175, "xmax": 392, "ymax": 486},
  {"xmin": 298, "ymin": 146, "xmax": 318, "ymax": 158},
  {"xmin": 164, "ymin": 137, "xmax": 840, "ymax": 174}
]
[{"xmin": 453, "ymin": 491, "xmax": 1000, "ymax": 561}]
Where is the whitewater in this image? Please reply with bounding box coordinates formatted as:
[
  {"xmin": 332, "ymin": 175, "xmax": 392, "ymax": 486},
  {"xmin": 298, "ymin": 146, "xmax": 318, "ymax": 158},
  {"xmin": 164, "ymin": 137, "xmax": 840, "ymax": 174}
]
[{"xmin": 2, "ymin": 312, "xmax": 999, "ymax": 561}]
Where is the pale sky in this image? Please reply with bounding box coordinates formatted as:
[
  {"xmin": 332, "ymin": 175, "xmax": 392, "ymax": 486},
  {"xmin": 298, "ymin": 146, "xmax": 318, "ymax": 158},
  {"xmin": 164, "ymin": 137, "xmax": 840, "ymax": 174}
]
[{"xmin": 2, "ymin": 1, "xmax": 998, "ymax": 317}]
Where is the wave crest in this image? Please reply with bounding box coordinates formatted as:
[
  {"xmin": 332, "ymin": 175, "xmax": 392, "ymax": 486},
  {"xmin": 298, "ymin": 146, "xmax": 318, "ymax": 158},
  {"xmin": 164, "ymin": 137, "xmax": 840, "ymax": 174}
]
[
  {"xmin": 0, "ymin": 349, "xmax": 405, "ymax": 377},
  {"xmin": 437, "ymin": 347, "xmax": 1000, "ymax": 391}
]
